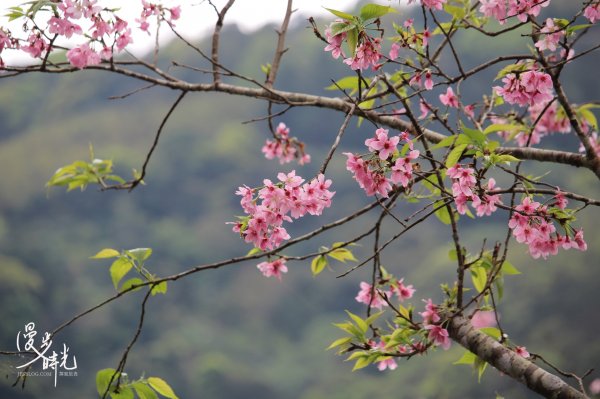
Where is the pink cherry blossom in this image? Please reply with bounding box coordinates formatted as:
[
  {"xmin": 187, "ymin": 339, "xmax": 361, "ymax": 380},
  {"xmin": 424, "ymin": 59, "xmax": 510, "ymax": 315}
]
[
  {"xmin": 584, "ymin": 3, "xmax": 600, "ymax": 23},
  {"xmin": 48, "ymin": 17, "xmax": 83, "ymax": 39},
  {"xmin": 66, "ymin": 43, "xmax": 101, "ymax": 69},
  {"xmin": 391, "ymin": 278, "xmax": 416, "ymax": 301},
  {"xmin": 372, "ymin": 341, "xmax": 398, "ymax": 371},
  {"xmin": 365, "ymin": 128, "xmax": 399, "ymax": 160},
  {"xmin": 262, "ymin": 123, "xmax": 310, "ymax": 165},
  {"xmin": 425, "ymin": 324, "xmax": 451, "ymax": 350},
  {"xmin": 343, "ymin": 37, "xmax": 382, "ymax": 71},
  {"xmin": 439, "ymin": 87, "xmax": 459, "ymax": 108},
  {"xmin": 232, "ymin": 172, "xmax": 334, "ymax": 250},
  {"xmin": 535, "ymin": 18, "xmax": 563, "ymax": 52},
  {"xmin": 471, "ymin": 310, "xmax": 497, "ymax": 329},
  {"xmin": 495, "ymin": 70, "xmax": 553, "ymax": 107},
  {"xmin": 116, "ymin": 28, "xmax": 133, "ymax": 51},
  {"xmin": 355, "ymin": 281, "xmax": 389, "ymax": 310},
  {"xmin": 324, "ymin": 23, "xmax": 346, "ymax": 60},
  {"xmin": 389, "ymin": 42, "xmax": 400, "ymax": 60},
  {"xmin": 479, "ymin": 0, "xmax": 507, "ymax": 24},
  {"xmin": 21, "ymin": 34, "xmax": 49, "ymax": 58},
  {"xmin": 515, "ymin": 346, "xmax": 530, "ymax": 358},
  {"xmin": 476, "ymin": 178, "xmax": 502, "ymax": 216},
  {"xmin": 589, "ymin": 378, "xmax": 600, "ymax": 395},
  {"xmin": 0, "ymin": 29, "xmax": 14, "ymax": 52},
  {"xmin": 419, "ymin": 298, "xmax": 441, "ymax": 325},
  {"xmin": 421, "ymin": 0, "xmax": 447, "ymax": 11},
  {"xmin": 256, "ymin": 258, "xmax": 288, "ymax": 280},
  {"xmin": 424, "ymin": 70, "xmax": 434, "ymax": 90}
]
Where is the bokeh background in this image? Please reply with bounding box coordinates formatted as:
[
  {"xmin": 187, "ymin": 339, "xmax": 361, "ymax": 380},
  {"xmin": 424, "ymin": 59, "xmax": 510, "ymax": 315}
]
[{"xmin": 1, "ymin": 1, "xmax": 599, "ymax": 398}]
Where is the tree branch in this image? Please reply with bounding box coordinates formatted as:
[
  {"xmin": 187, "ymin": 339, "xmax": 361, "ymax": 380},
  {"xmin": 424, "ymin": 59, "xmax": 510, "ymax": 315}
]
[{"xmin": 448, "ymin": 315, "xmax": 585, "ymax": 399}]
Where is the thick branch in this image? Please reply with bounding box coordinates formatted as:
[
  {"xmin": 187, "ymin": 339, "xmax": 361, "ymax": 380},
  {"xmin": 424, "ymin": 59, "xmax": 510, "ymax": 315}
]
[
  {"xmin": 2, "ymin": 65, "xmax": 595, "ymax": 175},
  {"xmin": 448, "ymin": 315, "xmax": 585, "ymax": 399}
]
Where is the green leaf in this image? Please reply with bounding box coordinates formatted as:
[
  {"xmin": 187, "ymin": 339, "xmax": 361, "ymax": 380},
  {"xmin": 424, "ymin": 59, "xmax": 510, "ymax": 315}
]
[
  {"xmin": 110, "ymin": 387, "xmax": 135, "ymax": 399},
  {"xmin": 445, "ymin": 143, "xmax": 468, "ymax": 168},
  {"xmin": 352, "ymin": 356, "xmax": 372, "ymax": 371},
  {"xmin": 494, "ymin": 154, "xmax": 521, "ymax": 164},
  {"xmin": 494, "ymin": 63, "xmax": 527, "ymax": 81},
  {"xmin": 476, "ymin": 357, "xmax": 488, "ymax": 382},
  {"xmin": 147, "ymin": 377, "xmax": 178, "ymax": 399},
  {"xmin": 91, "ymin": 248, "xmax": 120, "ymax": 259},
  {"xmin": 133, "ymin": 382, "xmax": 159, "ymax": 399},
  {"xmin": 483, "ymin": 123, "xmax": 524, "ymax": 135},
  {"xmin": 500, "ymin": 260, "xmax": 521, "ymax": 275},
  {"xmin": 326, "ymin": 337, "xmax": 353, "ymax": 350},
  {"xmin": 454, "ymin": 350, "xmax": 477, "ymax": 365},
  {"xmin": 328, "ymin": 248, "xmax": 357, "ymax": 263},
  {"xmin": 578, "ymin": 108, "xmax": 598, "ymax": 130},
  {"xmin": 151, "ymin": 281, "xmax": 168, "ymax": 296},
  {"xmin": 324, "ymin": 7, "xmax": 354, "ymax": 20},
  {"xmin": 311, "ymin": 255, "xmax": 328, "ymax": 276},
  {"xmin": 96, "ymin": 368, "xmax": 119, "ymax": 396},
  {"xmin": 330, "ymin": 21, "xmax": 357, "ymax": 36},
  {"xmin": 110, "ymin": 257, "xmax": 134, "ymax": 289},
  {"xmin": 364, "ymin": 311, "xmax": 384, "ymax": 327},
  {"xmin": 461, "ymin": 125, "xmax": 486, "ymax": 145},
  {"xmin": 432, "ymin": 134, "xmax": 472, "ymax": 149},
  {"xmin": 120, "ymin": 278, "xmax": 144, "ymax": 293},
  {"xmin": 432, "ymin": 22, "xmax": 453, "ymax": 35},
  {"xmin": 359, "ymin": 4, "xmax": 395, "ymax": 21},
  {"xmin": 470, "ymin": 266, "xmax": 487, "ymax": 293},
  {"xmin": 245, "ymin": 247, "xmax": 262, "ymax": 256},
  {"xmin": 566, "ymin": 24, "xmax": 592, "ymax": 35},
  {"xmin": 127, "ymin": 248, "xmax": 153, "ymax": 263},
  {"xmin": 346, "ymin": 28, "xmax": 358, "ymax": 56},
  {"xmin": 346, "ymin": 310, "xmax": 369, "ymax": 334},
  {"xmin": 434, "ymin": 201, "xmax": 452, "ymax": 225},
  {"xmin": 443, "ymin": 4, "xmax": 466, "ymax": 20},
  {"xmin": 325, "ymin": 76, "xmax": 363, "ymax": 93},
  {"xmin": 480, "ymin": 327, "xmax": 501, "ymax": 340}
]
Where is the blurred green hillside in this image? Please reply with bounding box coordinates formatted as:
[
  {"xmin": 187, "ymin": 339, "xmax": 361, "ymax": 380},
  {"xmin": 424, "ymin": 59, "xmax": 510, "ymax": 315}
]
[{"xmin": 1, "ymin": 6, "xmax": 599, "ymax": 399}]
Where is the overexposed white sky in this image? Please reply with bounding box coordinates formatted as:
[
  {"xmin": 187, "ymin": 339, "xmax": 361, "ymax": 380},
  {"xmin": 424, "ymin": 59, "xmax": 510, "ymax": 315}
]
[{"xmin": 0, "ymin": 0, "xmax": 364, "ymax": 62}]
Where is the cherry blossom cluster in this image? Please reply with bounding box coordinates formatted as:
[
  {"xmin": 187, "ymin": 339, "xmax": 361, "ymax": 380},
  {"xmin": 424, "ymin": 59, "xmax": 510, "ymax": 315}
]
[
  {"xmin": 493, "ymin": 99, "xmax": 570, "ymax": 147},
  {"xmin": 323, "ymin": 22, "xmax": 382, "ymax": 71},
  {"xmin": 408, "ymin": 69, "xmax": 434, "ymax": 91},
  {"xmin": 420, "ymin": 299, "xmax": 451, "ymax": 350},
  {"xmin": 344, "ymin": 129, "xmax": 420, "ymax": 198},
  {"xmin": 256, "ymin": 258, "xmax": 288, "ymax": 280},
  {"xmin": 343, "ymin": 35, "xmax": 382, "ymax": 71},
  {"xmin": 355, "ymin": 278, "xmax": 415, "ymax": 310},
  {"xmin": 388, "ymin": 19, "xmax": 432, "ymax": 61},
  {"xmin": 534, "ymin": 18, "xmax": 564, "ymax": 52},
  {"xmin": 583, "ymin": 2, "xmax": 600, "ymax": 23},
  {"xmin": 478, "ymin": 0, "xmax": 550, "ymax": 24},
  {"xmin": 231, "ymin": 171, "xmax": 334, "ymax": 251},
  {"xmin": 508, "ymin": 196, "xmax": 587, "ymax": 259},
  {"xmin": 408, "ymin": 0, "xmax": 447, "ymax": 11},
  {"xmin": 0, "ymin": 0, "xmax": 180, "ymax": 69},
  {"xmin": 137, "ymin": 0, "xmax": 181, "ymax": 34},
  {"xmin": 323, "ymin": 23, "xmax": 346, "ymax": 60},
  {"xmin": 261, "ymin": 122, "xmax": 310, "ymax": 165},
  {"xmin": 447, "ymin": 164, "xmax": 502, "ymax": 216},
  {"xmin": 495, "ymin": 69, "xmax": 553, "ymax": 107}
]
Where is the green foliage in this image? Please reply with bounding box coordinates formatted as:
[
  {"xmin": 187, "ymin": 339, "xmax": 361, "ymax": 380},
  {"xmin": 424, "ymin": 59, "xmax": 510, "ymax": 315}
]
[
  {"xmin": 91, "ymin": 247, "xmax": 167, "ymax": 295},
  {"xmin": 95, "ymin": 369, "xmax": 178, "ymax": 399},
  {"xmin": 46, "ymin": 145, "xmax": 126, "ymax": 191},
  {"xmin": 311, "ymin": 242, "xmax": 358, "ymax": 276}
]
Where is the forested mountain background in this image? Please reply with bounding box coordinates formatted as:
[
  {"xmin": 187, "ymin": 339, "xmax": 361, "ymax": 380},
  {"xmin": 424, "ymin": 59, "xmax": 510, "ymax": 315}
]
[{"xmin": 0, "ymin": 3, "xmax": 599, "ymax": 398}]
